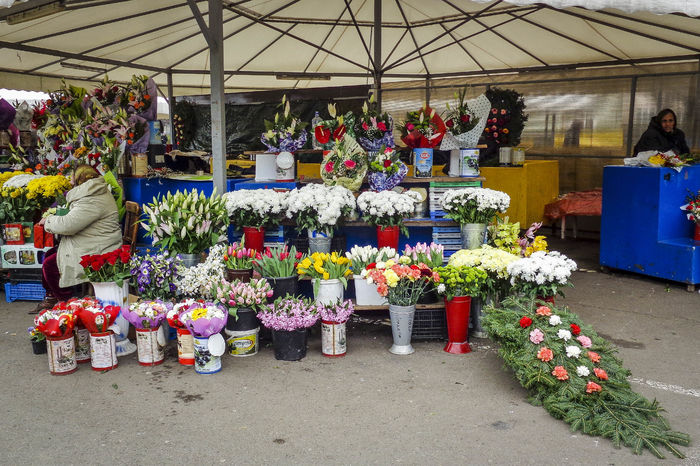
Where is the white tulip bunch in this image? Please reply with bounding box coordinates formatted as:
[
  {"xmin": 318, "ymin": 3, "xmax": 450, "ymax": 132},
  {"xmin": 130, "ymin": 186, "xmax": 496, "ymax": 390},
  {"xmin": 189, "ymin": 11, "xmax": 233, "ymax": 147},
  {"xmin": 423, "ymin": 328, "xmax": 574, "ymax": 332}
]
[{"xmin": 345, "ymin": 245, "xmax": 398, "ymax": 275}]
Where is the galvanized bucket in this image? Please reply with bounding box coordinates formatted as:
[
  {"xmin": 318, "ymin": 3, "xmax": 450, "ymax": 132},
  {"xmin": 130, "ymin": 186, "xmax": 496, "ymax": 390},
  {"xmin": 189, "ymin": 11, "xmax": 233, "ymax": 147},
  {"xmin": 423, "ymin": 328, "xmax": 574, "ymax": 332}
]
[
  {"xmin": 460, "ymin": 223, "xmax": 487, "ymax": 249},
  {"xmin": 389, "ymin": 304, "xmax": 416, "ymax": 355}
]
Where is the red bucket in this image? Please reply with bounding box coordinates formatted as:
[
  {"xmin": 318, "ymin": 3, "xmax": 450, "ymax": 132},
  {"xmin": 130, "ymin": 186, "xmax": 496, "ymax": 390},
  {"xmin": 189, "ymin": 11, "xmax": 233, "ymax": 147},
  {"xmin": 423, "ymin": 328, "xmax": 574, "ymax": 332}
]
[
  {"xmin": 47, "ymin": 333, "xmax": 78, "ymax": 375},
  {"xmin": 135, "ymin": 327, "xmax": 165, "ymax": 366},
  {"xmin": 243, "ymin": 226, "xmax": 265, "ymax": 253},
  {"xmin": 176, "ymin": 328, "xmax": 195, "ymax": 366},
  {"xmin": 376, "ymin": 225, "xmax": 399, "ymax": 251},
  {"xmin": 444, "ymin": 296, "xmax": 472, "ymax": 354},
  {"xmin": 90, "ymin": 332, "xmax": 118, "ymax": 371}
]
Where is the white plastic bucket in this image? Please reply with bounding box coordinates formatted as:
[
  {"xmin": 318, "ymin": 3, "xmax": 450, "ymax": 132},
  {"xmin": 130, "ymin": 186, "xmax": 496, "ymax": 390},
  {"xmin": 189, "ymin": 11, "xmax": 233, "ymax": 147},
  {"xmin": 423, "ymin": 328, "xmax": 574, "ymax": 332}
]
[
  {"xmin": 353, "ymin": 275, "xmax": 387, "ymax": 306},
  {"xmin": 225, "ymin": 328, "xmax": 260, "ymax": 357}
]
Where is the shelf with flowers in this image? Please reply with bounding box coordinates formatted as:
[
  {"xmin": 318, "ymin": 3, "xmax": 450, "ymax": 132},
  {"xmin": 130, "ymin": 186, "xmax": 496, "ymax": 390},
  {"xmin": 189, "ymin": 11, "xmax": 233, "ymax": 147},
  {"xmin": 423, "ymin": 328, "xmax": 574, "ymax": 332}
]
[{"xmin": 223, "ymin": 188, "xmax": 287, "ymax": 253}]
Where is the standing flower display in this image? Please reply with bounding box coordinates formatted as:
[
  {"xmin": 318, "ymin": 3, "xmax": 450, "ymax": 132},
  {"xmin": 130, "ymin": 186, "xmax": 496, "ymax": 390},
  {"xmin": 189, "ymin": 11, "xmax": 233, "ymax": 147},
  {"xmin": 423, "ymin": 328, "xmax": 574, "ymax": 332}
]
[
  {"xmin": 296, "ymin": 251, "xmax": 352, "ymax": 305},
  {"xmin": 129, "ymin": 253, "xmax": 182, "ymax": 300},
  {"xmin": 507, "ymin": 250, "xmax": 577, "ymax": 300},
  {"xmin": 357, "ymin": 190, "xmax": 422, "ymax": 250},
  {"xmin": 367, "ymin": 146, "xmax": 408, "ymax": 192},
  {"xmin": 178, "ymin": 301, "xmax": 228, "ymax": 374},
  {"xmin": 223, "ymin": 189, "xmax": 287, "ymax": 252},
  {"xmin": 441, "ymin": 187, "xmax": 510, "ymax": 249},
  {"xmin": 317, "ymin": 299, "xmax": 354, "ymax": 357},
  {"xmin": 320, "ymin": 133, "xmax": 368, "ymax": 192},
  {"xmin": 257, "ymin": 296, "xmax": 319, "ymax": 361},
  {"xmin": 313, "ymin": 103, "xmax": 355, "ymax": 151},
  {"xmin": 123, "ymin": 300, "xmax": 170, "ymax": 366},
  {"xmin": 354, "ymin": 94, "xmax": 394, "ymax": 152},
  {"xmin": 483, "ymin": 87, "xmax": 528, "ymax": 147},
  {"xmin": 261, "ymin": 94, "xmax": 308, "ymax": 153}
]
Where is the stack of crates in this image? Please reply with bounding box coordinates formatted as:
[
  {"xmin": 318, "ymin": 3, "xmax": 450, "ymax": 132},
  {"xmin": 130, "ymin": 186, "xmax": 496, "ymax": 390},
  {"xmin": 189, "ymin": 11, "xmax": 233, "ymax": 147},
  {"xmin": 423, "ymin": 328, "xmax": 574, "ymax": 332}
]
[{"xmin": 429, "ymin": 180, "xmax": 482, "ymax": 259}]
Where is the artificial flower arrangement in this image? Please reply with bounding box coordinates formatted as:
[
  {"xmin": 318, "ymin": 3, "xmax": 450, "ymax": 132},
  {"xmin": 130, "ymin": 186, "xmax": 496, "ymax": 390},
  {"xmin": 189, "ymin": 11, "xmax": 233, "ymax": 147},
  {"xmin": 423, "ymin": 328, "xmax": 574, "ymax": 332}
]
[
  {"xmin": 285, "ymin": 184, "xmax": 356, "ymax": 236},
  {"xmin": 130, "ymin": 252, "xmax": 182, "ymax": 299},
  {"xmin": 434, "ymin": 265, "xmax": 488, "ymax": 301},
  {"xmin": 440, "ymin": 187, "xmax": 510, "ymax": 225},
  {"xmin": 79, "ymin": 245, "xmax": 132, "ymax": 286},
  {"xmin": 317, "ymin": 298, "xmax": 355, "ymax": 323},
  {"xmin": 256, "ymin": 295, "xmax": 319, "ymax": 331},
  {"xmin": 448, "ymin": 245, "xmax": 520, "ymax": 298},
  {"xmin": 142, "ymin": 189, "xmax": 229, "ymax": 255},
  {"xmin": 357, "ymin": 189, "xmax": 422, "ymax": 236},
  {"xmin": 123, "ymin": 299, "xmax": 171, "ymax": 329},
  {"xmin": 213, "ymin": 278, "xmax": 273, "ymax": 320},
  {"xmin": 397, "ymin": 105, "xmax": 446, "ymax": 149},
  {"xmin": 253, "ymin": 245, "xmax": 304, "ymax": 278},
  {"xmin": 175, "ymin": 244, "xmax": 226, "ymax": 298},
  {"xmin": 34, "ymin": 305, "xmax": 77, "ymax": 338},
  {"xmin": 681, "ymin": 189, "xmax": 700, "ymax": 224},
  {"xmin": 223, "ymin": 188, "xmax": 287, "ymax": 229},
  {"xmin": 345, "ymin": 245, "xmax": 397, "ymax": 277},
  {"xmin": 506, "ymin": 250, "xmax": 578, "ymax": 299},
  {"xmin": 354, "ymin": 94, "xmax": 394, "ymax": 152},
  {"xmin": 482, "ymin": 296, "xmax": 689, "ymax": 459},
  {"xmin": 483, "ymin": 87, "xmax": 528, "ymax": 147},
  {"xmin": 178, "ymin": 300, "xmax": 228, "ymax": 337},
  {"xmin": 314, "ymin": 103, "xmax": 355, "ymax": 150},
  {"xmin": 365, "ymin": 258, "xmax": 439, "ymax": 306},
  {"xmin": 296, "ymin": 251, "xmax": 353, "ymax": 294},
  {"xmin": 320, "ymin": 134, "xmax": 368, "ymax": 192},
  {"xmin": 223, "ymin": 242, "xmax": 257, "ymax": 270},
  {"xmin": 261, "ymin": 94, "xmax": 308, "ymax": 152},
  {"xmin": 367, "ymin": 145, "xmax": 408, "ymax": 192},
  {"xmin": 402, "ymin": 242, "xmax": 444, "ymax": 268}
]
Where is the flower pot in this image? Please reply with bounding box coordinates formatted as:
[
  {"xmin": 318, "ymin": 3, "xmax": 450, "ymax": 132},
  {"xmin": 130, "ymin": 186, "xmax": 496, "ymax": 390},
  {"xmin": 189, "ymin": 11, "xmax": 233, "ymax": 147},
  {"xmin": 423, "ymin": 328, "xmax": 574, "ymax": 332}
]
[
  {"xmin": 74, "ymin": 326, "xmax": 91, "ymax": 363},
  {"xmin": 225, "ymin": 327, "xmax": 259, "ymax": 357},
  {"xmin": 243, "ymin": 226, "xmax": 265, "ymax": 253},
  {"xmin": 444, "ymin": 296, "xmax": 472, "ymax": 354},
  {"xmin": 265, "ymin": 275, "xmax": 299, "ymax": 301},
  {"xmin": 135, "ymin": 327, "xmax": 166, "ymax": 366},
  {"xmin": 226, "ymin": 307, "xmax": 259, "ymax": 332},
  {"xmin": 47, "ymin": 333, "xmax": 78, "ymax": 375},
  {"xmin": 179, "ymin": 253, "xmax": 202, "ymax": 268},
  {"xmin": 377, "ymin": 225, "xmax": 400, "ymax": 250},
  {"xmin": 193, "ymin": 334, "xmax": 224, "ymax": 374},
  {"xmin": 460, "ymin": 223, "xmax": 487, "ymax": 249},
  {"xmin": 91, "ymin": 281, "xmax": 137, "ymax": 357},
  {"xmin": 353, "ymin": 275, "xmax": 386, "ymax": 306},
  {"xmin": 321, "ymin": 320, "xmax": 346, "ymax": 357},
  {"xmin": 272, "ymin": 328, "xmax": 308, "ymax": 361},
  {"xmin": 176, "ymin": 328, "xmax": 195, "ymax": 365},
  {"xmin": 31, "ymin": 340, "xmax": 47, "ymax": 355},
  {"xmin": 226, "ymin": 268, "xmax": 253, "ymax": 283},
  {"xmin": 314, "ymin": 278, "xmax": 344, "ymax": 306},
  {"xmin": 388, "ymin": 304, "xmax": 416, "ymax": 355},
  {"xmin": 470, "ymin": 293, "xmax": 496, "ymax": 339},
  {"xmin": 416, "ymin": 283, "xmax": 439, "ymax": 304},
  {"xmin": 694, "ymin": 223, "xmax": 700, "ymax": 241},
  {"xmin": 89, "ymin": 331, "xmax": 118, "ymax": 371}
]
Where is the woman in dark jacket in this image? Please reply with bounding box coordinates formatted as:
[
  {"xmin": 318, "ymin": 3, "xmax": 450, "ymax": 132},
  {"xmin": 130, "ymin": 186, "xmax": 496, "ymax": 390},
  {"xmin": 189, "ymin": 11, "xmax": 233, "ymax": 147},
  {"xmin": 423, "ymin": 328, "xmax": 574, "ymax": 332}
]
[{"xmin": 634, "ymin": 108, "xmax": 690, "ymax": 155}]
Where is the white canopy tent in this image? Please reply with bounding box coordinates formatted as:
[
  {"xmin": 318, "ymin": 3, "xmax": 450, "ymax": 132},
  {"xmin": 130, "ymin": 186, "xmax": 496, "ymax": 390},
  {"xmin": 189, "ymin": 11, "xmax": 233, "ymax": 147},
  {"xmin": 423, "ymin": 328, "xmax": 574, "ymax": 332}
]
[{"xmin": 1, "ymin": 0, "xmax": 698, "ymax": 190}]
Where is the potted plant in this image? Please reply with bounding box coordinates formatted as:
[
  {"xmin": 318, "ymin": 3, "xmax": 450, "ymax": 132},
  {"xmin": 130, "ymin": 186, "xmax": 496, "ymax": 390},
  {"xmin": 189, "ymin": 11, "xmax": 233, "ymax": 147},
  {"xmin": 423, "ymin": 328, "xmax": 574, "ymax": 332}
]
[
  {"xmin": 256, "ymin": 296, "xmax": 319, "ymax": 361},
  {"xmin": 354, "ymin": 94, "xmax": 394, "ymax": 154},
  {"xmin": 123, "ymin": 300, "xmax": 170, "ymax": 366},
  {"xmin": 223, "ymin": 189, "xmax": 287, "ymax": 253},
  {"xmin": 80, "ymin": 244, "xmax": 136, "ymax": 357},
  {"xmin": 296, "ymin": 251, "xmax": 352, "ymax": 305},
  {"xmin": 178, "ymin": 301, "xmax": 228, "ymax": 374},
  {"xmin": 317, "ymin": 299, "xmax": 355, "ymax": 357},
  {"xmin": 440, "ymin": 187, "xmax": 511, "ymax": 249},
  {"xmin": 253, "ymin": 245, "xmax": 304, "ymax": 301},
  {"xmin": 129, "ymin": 252, "xmax": 183, "ymax": 300},
  {"xmin": 285, "ymin": 184, "xmax": 355, "ymax": 253},
  {"xmin": 365, "ymin": 260, "xmax": 439, "ymax": 355},
  {"xmin": 28, "ymin": 325, "xmax": 46, "ymax": 355},
  {"xmin": 367, "ymin": 146, "xmax": 408, "ymax": 192},
  {"xmin": 34, "ymin": 306, "xmax": 78, "ymax": 375},
  {"xmin": 320, "ymin": 134, "xmax": 368, "ymax": 192},
  {"xmin": 345, "ymin": 245, "xmax": 397, "ymax": 305},
  {"xmin": 73, "ymin": 300, "xmax": 120, "ymax": 371},
  {"xmin": 223, "ymin": 242, "xmax": 257, "ymax": 282},
  {"xmin": 435, "ymin": 265, "xmax": 488, "ymax": 354},
  {"xmin": 357, "ymin": 190, "xmax": 422, "ymax": 250},
  {"xmin": 214, "ymin": 278, "xmax": 273, "ymax": 358},
  {"xmin": 506, "ymin": 251, "xmax": 578, "ymax": 304}
]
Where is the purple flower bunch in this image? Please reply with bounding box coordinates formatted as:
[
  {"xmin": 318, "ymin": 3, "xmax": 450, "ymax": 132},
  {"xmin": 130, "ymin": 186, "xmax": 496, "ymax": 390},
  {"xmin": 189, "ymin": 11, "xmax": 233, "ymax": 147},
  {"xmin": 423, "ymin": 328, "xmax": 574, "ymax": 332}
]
[
  {"xmin": 317, "ymin": 299, "xmax": 354, "ymax": 323},
  {"xmin": 257, "ymin": 296, "xmax": 319, "ymax": 331},
  {"xmin": 214, "ymin": 278, "xmax": 274, "ymax": 318},
  {"xmin": 130, "ymin": 252, "xmax": 182, "ymax": 299},
  {"xmin": 124, "ymin": 299, "xmax": 171, "ymax": 329}
]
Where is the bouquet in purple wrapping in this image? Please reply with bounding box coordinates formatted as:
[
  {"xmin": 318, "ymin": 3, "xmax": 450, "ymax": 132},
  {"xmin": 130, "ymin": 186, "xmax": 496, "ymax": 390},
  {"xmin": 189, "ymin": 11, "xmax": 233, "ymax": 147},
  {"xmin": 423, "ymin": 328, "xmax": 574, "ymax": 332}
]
[
  {"xmin": 261, "ymin": 94, "xmax": 308, "ymax": 153},
  {"xmin": 178, "ymin": 301, "xmax": 228, "ymax": 337},
  {"xmin": 123, "ymin": 299, "xmax": 171, "ymax": 329},
  {"xmin": 367, "ymin": 146, "xmax": 408, "ymax": 192},
  {"xmin": 354, "ymin": 94, "xmax": 395, "ymax": 152}
]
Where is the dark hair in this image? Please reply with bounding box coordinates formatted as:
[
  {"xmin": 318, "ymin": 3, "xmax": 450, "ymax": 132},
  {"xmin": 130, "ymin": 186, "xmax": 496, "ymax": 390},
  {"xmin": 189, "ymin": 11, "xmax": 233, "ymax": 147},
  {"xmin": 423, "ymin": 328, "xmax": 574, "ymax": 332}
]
[{"xmin": 656, "ymin": 109, "xmax": 677, "ymax": 130}]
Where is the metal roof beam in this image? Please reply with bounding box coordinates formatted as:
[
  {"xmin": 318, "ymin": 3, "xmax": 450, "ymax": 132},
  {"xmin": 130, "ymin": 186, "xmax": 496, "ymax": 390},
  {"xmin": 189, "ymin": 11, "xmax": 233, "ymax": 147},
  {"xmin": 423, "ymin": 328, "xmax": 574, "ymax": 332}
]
[
  {"xmin": 438, "ymin": 22, "xmax": 485, "ymax": 72},
  {"xmin": 344, "ymin": 0, "xmax": 375, "ymax": 70},
  {"xmin": 188, "ymin": 0, "xmax": 214, "ymax": 48},
  {"xmin": 395, "ymin": 0, "xmax": 429, "ymax": 76},
  {"xmin": 381, "ymin": 28, "xmax": 409, "ymax": 69}
]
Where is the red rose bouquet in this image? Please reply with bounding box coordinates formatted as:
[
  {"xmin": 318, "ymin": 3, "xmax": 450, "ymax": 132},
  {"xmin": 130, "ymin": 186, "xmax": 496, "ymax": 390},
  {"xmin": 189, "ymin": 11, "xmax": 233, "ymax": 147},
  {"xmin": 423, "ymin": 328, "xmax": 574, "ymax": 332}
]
[
  {"xmin": 34, "ymin": 304, "xmax": 77, "ymax": 338},
  {"xmin": 75, "ymin": 301, "xmax": 121, "ymax": 334},
  {"xmin": 398, "ymin": 106, "xmax": 446, "ymax": 149},
  {"xmin": 80, "ymin": 245, "xmax": 132, "ymax": 286}
]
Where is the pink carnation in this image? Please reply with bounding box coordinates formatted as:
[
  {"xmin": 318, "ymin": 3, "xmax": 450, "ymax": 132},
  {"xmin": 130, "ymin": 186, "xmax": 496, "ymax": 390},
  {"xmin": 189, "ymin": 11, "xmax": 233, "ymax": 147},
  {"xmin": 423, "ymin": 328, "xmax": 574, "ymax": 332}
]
[
  {"xmin": 324, "ymin": 161, "xmax": 334, "ymax": 173},
  {"xmin": 529, "ymin": 328, "xmax": 544, "ymax": 344},
  {"xmin": 577, "ymin": 335, "xmax": 592, "ymax": 348},
  {"xmin": 344, "ymin": 160, "xmax": 357, "ymax": 169}
]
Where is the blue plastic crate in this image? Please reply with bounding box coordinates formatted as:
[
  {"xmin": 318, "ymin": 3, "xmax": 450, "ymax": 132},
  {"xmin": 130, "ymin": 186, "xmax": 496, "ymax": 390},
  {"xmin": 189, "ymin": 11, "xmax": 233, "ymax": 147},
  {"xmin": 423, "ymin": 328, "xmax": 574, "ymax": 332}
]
[{"xmin": 5, "ymin": 281, "xmax": 45, "ymax": 302}]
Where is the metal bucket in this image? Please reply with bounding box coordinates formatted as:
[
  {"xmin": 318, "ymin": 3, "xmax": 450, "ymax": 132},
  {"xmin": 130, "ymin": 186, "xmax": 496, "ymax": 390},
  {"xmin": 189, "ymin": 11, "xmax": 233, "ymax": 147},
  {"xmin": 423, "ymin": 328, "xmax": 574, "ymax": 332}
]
[
  {"xmin": 460, "ymin": 223, "xmax": 487, "ymax": 249},
  {"xmin": 90, "ymin": 332, "xmax": 118, "ymax": 371},
  {"xmin": 314, "ymin": 279, "xmax": 344, "ymax": 306},
  {"xmin": 321, "ymin": 320, "xmax": 347, "ymax": 357},
  {"xmin": 389, "ymin": 304, "xmax": 416, "ymax": 355},
  {"xmin": 135, "ymin": 327, "xmax": 165, "ymax": 366},
  {"xmin": 47, "ymin": 334, "xmax": 78, "ymax": 375},
  {"xmin": 179, "ymin": 253, "xmax": 202, "ymax": 268}
]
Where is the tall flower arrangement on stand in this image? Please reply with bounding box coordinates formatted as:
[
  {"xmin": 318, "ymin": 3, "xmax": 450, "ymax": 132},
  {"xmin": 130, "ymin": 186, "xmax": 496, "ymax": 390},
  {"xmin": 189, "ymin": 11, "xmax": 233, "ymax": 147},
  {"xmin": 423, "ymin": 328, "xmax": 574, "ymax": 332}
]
[{"xmin": 261, "ymin": 95, "xmax": 308, "ymax": 153}]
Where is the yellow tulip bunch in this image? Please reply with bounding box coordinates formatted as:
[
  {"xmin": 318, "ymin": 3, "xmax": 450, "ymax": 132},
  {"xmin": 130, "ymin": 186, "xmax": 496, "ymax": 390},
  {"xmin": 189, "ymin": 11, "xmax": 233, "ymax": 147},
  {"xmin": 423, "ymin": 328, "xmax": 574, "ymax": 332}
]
[{"xmin": 297, "ymin": 251, "xmax": 352, "ymax": 282}]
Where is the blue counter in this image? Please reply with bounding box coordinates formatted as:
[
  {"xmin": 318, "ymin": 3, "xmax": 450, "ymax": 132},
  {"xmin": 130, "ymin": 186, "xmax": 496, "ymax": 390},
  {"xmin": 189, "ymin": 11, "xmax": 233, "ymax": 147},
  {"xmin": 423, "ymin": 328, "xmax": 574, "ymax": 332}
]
[{"xmin": 600, "ymin": 165, "xmax": 700, "ymax": 285}]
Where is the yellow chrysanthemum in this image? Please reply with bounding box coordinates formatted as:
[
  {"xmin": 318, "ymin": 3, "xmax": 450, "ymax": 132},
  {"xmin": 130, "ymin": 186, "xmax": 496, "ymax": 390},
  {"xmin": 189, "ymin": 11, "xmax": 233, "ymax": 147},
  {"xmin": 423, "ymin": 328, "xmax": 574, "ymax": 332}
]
[{"xmin": 190, "ymin": 308, "xmax": 208, "ymax": 320}]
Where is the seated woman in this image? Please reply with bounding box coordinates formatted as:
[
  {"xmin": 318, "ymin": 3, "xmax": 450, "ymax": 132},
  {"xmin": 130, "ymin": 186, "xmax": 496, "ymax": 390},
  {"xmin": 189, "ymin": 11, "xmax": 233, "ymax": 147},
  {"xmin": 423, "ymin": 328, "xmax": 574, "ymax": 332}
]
[
  {"xmin": 634, "ymin": 108, "xmax": 690, "ymax": 155},
  {"xmin": 32, "ymin": 165, "xmax": 123, "ymax": 313}
]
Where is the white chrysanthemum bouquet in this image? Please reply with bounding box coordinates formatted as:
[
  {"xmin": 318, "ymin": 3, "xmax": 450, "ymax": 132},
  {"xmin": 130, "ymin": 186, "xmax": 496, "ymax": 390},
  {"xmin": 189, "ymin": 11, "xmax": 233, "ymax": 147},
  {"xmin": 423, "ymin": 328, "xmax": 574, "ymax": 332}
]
[
  {"xmin": 440, "ymin": 187, "xmax": 510, "ymax": 224},
  {"xmin": 223, "ymin": 189, "xmax": 287, "ymax": 229},
  {"xmin": 357, "ymin": 190, "xmax": 421, "ymax": 235},
  {"xmin": 285, "ymin": 184, "xmax": 355, "ymax": 236},
  {"xmin": 506, "ymin": 250, "xmax": 578, "ymax": 298}
]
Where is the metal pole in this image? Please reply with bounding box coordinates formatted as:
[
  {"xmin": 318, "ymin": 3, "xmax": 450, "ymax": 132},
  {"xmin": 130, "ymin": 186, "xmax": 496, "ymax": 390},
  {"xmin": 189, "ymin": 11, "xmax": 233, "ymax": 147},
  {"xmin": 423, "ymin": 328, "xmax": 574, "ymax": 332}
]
[
  {"xmin": 425, "ymin": 78, "xmax": 430, "ymax": 106},
  {"xmin": 167, "ymin": 71, "xmax": 175, "ymax": 147},
  {"xmin": 373, "ymin": 0, "xmax": 382, "ymax": 110},
  {"xmin": 209, "ymin": 0, "xmax": 226, "ymax": 194},
  {"xmin": 626, "ymin": 76, "xmax": 637, "ymax": 156}
]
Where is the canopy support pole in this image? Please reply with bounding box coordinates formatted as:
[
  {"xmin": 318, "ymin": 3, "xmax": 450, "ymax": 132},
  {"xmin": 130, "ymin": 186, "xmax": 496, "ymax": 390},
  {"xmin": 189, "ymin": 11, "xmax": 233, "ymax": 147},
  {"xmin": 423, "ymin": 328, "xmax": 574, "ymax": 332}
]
[
  {"xmin": 167, "ymin": 71, "xmax": 175, "ymax": 147},
  {"xmin": 209, "ymin": 0, "xmax": 226, "ymax": 194},
  {"xmin": 373, "ymin": 0, "xmax": 382, "ymax": 110},
  {"xmin": 625, "ymin": 76, "xmax": 637, "ymax": 156}
]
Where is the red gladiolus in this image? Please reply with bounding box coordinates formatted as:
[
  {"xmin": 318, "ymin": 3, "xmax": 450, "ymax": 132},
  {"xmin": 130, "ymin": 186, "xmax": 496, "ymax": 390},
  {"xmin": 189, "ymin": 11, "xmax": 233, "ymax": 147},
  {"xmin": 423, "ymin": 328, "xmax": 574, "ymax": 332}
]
[
  {"xmin": 377, "ymin": 122, "xmax": 387, "ymax": 131},
  {"xmin": 570, "ymin": 323, "xmax": 581, "ymax": 335},
  {"xmin": 344, "ymin": 160, "xmax": 356, "ymax": 169},
  {"xmin": 519, "ymin": 316, "xmax": 533, "ymax": 328}
]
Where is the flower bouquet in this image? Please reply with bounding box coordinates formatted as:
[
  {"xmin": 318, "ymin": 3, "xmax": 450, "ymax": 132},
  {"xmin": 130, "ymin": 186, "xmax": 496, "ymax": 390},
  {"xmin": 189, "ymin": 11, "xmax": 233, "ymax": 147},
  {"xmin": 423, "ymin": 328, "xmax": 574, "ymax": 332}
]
[
  {"xmin": 441, "ymin": 187, "xmax": 510, "ymax": 225},
  {"xmin": 680, "ymin": 190, "xmax": 700, "ymax": 240},
  {"xmin": 124, "ymin": 299, "xmax": 170, "ymax": 366},
  {"xmin": 35, "ymin": 305, "xmax": 78, "ymax": 374},
  {"xmin": 178, "ymin": 301, "xmax": 228, "ymax": 373},
  {"xmin": 80, "ymin": 245, "xmax": 132, "ymax": 286},
  {"xmin": 74, "ymin": 301, "xmax": 120, "ymax": 334},
  {"xmin": 130, "ymin": 252, "xmax": 182, "ymax": 299},
  {"xmin": 357, "ymin": 189, "xmax": 422, "ymax": 238},
  {"xmin": 320, "ymin": 134, "xmax": 368, "ymax": 192},
  {"xmin": 285, "ymin": 183, "xmax": 356, "ymax": 238},
  {"xmin": 214, "ymin": 277, "xmax": 273, "ymax": 321},
  {"xmin": 365, "ymin": 259, "xmax": 438, "ymax": 306},
  {"xmin": 167, "ymin": 298, "xmax": 203, "ymax": 365},
  {"xmin": 142, "ymin": 189, "xmax": 228, "ymax": 255},
  {"xmin": 354, "ymin": 94, "xmax": 394, "ymax": 152},
  {"xmin": 317, "ymin": 298, "xmax": 355, "ymax": 357},
  {"xmin": 367, "ymin": 146, "xmax": 408, "ymax": 192},
  {"xmin": 397, "ymin": 106, "xmax": 446, "ymax": 149},
  {"xmin": 174, "ymin": 244, "xmax": 226, "ymax": 299},
  {"xmin": 257, "ymin": 296, "xmax": 319, "ymax": 360},
  {"xmin": 313, "ymin": 103, "xmax": 355, "ymax": 151},
  {"xmin": 297, "ymin": 251, "xmax": 352, "ymax": 304},
  {"xmin": 74, "ymin": 300, "xmax": 121, "ymax": 369},
  {"xmin": 261, "ymin": 95, "xmax": 308, "ymax": 153},
  {"xmin": 507, "ymin": 250, "xmax": 578, "ymax": 300}
]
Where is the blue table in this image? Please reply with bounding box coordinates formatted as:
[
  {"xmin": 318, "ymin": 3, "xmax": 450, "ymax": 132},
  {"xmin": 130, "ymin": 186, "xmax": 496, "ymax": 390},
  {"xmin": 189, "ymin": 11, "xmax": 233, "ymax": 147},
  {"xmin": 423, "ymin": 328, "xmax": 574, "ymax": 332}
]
[{"xmin": 600, "ymin": 165, "xmax": 700, "ymax": 287}]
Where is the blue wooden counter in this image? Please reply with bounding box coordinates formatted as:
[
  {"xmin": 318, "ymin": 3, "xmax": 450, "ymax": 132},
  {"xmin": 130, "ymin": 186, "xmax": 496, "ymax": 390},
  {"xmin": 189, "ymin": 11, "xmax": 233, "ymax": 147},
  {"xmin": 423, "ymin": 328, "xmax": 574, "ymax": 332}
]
[{"xmin": 600, "ymin": 165, "xmax": 700, "ymax": 286}]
